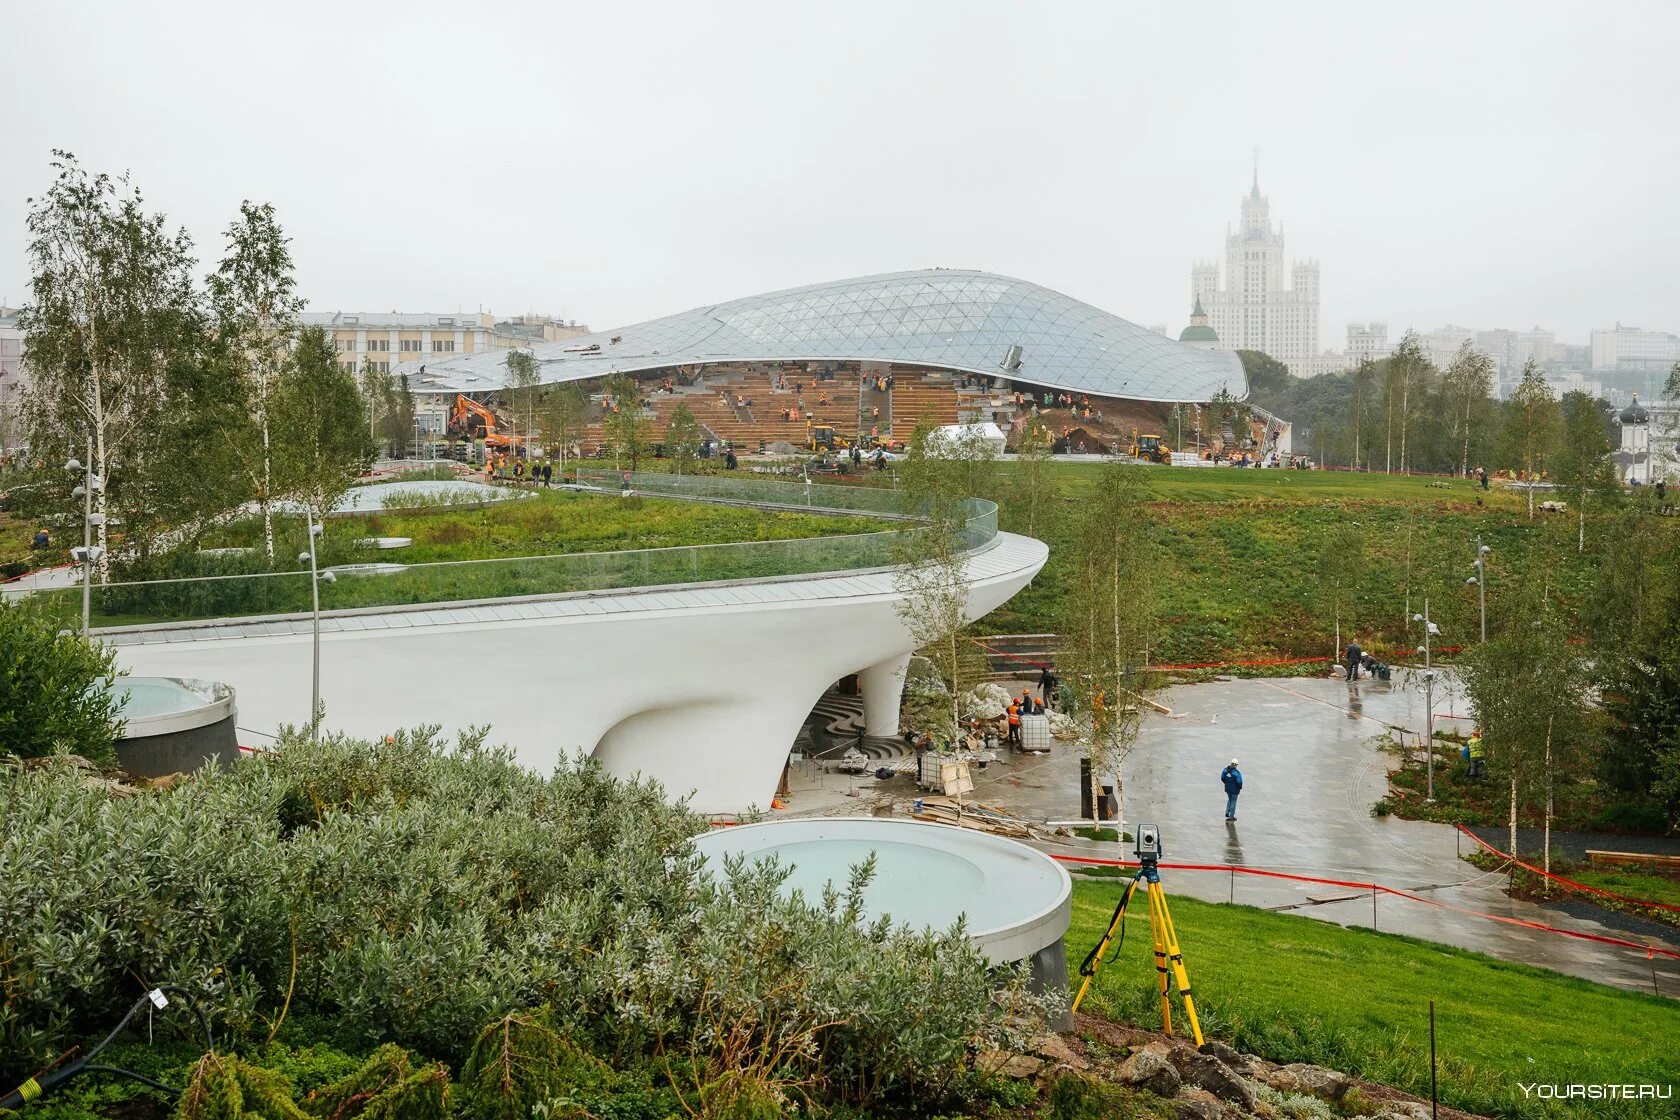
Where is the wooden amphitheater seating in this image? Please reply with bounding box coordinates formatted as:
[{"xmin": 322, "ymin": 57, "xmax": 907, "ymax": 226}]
[{"xmin": 888, "ymin": 376, "xmax": 960, "ymax": 431}]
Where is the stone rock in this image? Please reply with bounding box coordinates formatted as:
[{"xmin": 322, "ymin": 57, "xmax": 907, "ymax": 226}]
[
  {"xmin": 1167, "ymin": 1051, "xmax": 1257, "ymax": 1112},
  {"xmin": 1259, "ymin": 1062, "xmax": 1350, "ymax": 1102},
  {"xmin": 958, "ymin": 681, "xmax": 1014, "ymax": 720},
  {"xmin": 1198, "ymin": 1040, "xmax": 1252, "ymax": 1074},
  {"xmin": 978, "ymin": 1050, "xmax": 1045, "ymax": 1080},
  {"xmin": 1027, "ymin": 1031, "xmax": 1090, "ymax": 1071},
  {"xmin": 1116, "ymin": 1047, "xmax": 1181, "ymax": 1097},
  {"xmin": 1371, "ymin": 1104, "xmax": 1431, "ymax": 1120},
  {"xmin": 1173, "ymin": 1087, "xmax": 1226, "ymax": 1120}
]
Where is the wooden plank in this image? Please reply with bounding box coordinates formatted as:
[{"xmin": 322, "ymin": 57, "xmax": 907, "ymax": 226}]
[{"xmin": 1586, "ymin": 850, "xmax": 1680, "ymax": 878}]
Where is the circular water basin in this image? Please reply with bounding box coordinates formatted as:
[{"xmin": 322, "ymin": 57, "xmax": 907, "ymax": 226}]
[
  {"xmin": 333, "ymin": 480, "xmax": 515, "ymax": 513},
  {"xmin": 324, "ymin": 562, "xmax": 407, "ymax": 578},
  {"xmin": 691, "ymin": 817, "xmax": 1071, "ymax": 966}
]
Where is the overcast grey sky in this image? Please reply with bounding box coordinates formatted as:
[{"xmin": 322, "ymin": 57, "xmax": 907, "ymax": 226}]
[{"xmin": 3, "ymin": 1, "xmax": 1675, "ymax": 345}]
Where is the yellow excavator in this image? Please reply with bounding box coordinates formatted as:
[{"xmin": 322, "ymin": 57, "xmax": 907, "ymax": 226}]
[
  {"xmin": 1129, "ymin": 429, "xmax": 1172, "ymax": 464},
  {"xmin": 807, "ymin": 420, "xmax": 850, "ymax": 452}
]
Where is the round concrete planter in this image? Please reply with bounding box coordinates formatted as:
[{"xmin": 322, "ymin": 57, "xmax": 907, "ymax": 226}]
[{"xmin": 113, "ymin": 677, "xmax": 239, "ymax": 778}]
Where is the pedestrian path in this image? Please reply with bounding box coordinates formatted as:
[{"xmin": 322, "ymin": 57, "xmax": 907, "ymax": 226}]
[{"xmin": 991, "ymin": 673, "xmax": 1679, "ymax": 998}]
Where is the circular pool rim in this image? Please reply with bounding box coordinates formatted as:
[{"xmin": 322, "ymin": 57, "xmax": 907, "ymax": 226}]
[
  {"xmin": 691, "ymin": 816, "xmax": 1072, "ymax": 965},
  {"xmin": 118, "ymin": 676, "xmax": 236, "ymax": 738}
]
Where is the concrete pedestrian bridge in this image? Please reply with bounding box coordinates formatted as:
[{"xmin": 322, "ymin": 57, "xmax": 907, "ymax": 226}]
[{"xmin": 99, "ymin": 474, "xmax": 1046, "ymax": 813}]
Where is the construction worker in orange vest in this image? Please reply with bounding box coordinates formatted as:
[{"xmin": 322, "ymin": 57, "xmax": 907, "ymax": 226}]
[{"xmin": 1006, "ymin": 700, "xmax": 1022, "ymax": 747}]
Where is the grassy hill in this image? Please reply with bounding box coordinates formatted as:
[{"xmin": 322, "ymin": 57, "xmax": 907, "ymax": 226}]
[{"xmin": 976, "ymin": 464, "xmax": 1652, "ymax": 668}]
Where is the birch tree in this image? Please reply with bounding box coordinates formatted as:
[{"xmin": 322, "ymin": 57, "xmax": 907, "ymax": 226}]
[
  {"xmin": 1348, "ymin": 358, "xmax": 1377, "ymax": 470},
  {"xmin": 19, "ymin": 152, "xmax": 198, "ymax": 579},
  {"xmin": 1010, "ymin": 414, "xmax": 1056, "ymax": 537},
  {"xmin": 273, "ymin": 327, "xmax": 373, "ymax": 525},
  {"xmin": 504, "ymin": 348, "xmax": 542, "ymax": 456},
  {"xmin": 1057, "ymin": 464, "xmax": 1159, "ymax": 826},
  {"xmin": 1500, "ymin": 360, "xmax": 1561, "ymax": 520},
  {"xmin": 1552, "ymin": 390, "xmax": 1619, "ymax": 552},
  {"xmin": 358, "ymin": 360, "xmax": 394, "ymax": 453},
  {"xmin": 892, "ymin": 507, "xmax": 980, "ymax": 751},
  {"xmin": 208, "ymin": 201, "xmax": 302, "ymax": 564},
  {"xmin": 1461, "ymin": 582, "xmax": 1591, "ymax": 864},
  {"xmin": 1384, "ymin": 332, "xmax": 1431, "ymax": 474},
  {"xmin": 664, "ymin": 402, "xmax": 701, "ymax": 475},
  {"xmin": 893, "ymin": 421, "xmax": 990, "ymax": 749},
  {"xmin": 1317, "ymin": 522, "xmax": 1365, "ymax": 661},
  {"xmin": 1441, "ymin": 340, "xmax": 1496, "ymax": 477},
  {"xmin": 541, "ymin": 382, "xmax": 589, "ymax": 477},
  {"xmin": 602, "ymin": 373, "xmax": 650, "ymax": 470}
]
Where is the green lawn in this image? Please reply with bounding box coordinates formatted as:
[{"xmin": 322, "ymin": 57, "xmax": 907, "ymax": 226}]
[
  {"xmin": 1043, "ymin": 461, "xmax": 1528, "ymax": 507},
  {"xmin": 36, "ymin": 490, "xmax": 896, "ymax": 629},
  {"xmin": 1066, "ymin": 878, "xmax": 1680, "ymax": 1119},
  {"xmin": 962, "ymin": 461, "xmax": 1676, "ymax": 669},
  {"xmin": 202, "ymin": 487, "xmax": 888, "ymax": 565},
  {"xmin": 1566, "ymin": 867, "xmax": 1680, "ymax": 909}
]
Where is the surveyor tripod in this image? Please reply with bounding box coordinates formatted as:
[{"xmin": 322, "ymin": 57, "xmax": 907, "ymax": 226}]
[{"xmin": 1069, "ymin": 854, "xmax": 1204, "ymax": 1046}]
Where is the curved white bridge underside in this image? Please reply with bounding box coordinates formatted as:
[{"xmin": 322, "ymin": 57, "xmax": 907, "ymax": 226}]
[{"xmin": 109, "ymin": 532, "xmax": 1047, "ymax": 813}]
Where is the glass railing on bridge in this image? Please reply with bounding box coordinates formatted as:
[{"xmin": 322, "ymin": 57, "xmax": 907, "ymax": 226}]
[{"xmin": 9, "ymin": 474, "xmax": 996, "ymax": 632}]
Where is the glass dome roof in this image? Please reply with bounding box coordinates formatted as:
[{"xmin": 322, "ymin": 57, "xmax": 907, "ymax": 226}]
[{"xmin": 417, "ymin": 269, "xmax": 1246, "ymax": 403}]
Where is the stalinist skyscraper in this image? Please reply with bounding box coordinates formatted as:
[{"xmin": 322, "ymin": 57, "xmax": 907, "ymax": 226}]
[{"xmin": 1191, "ymin": 154, "xmax": 1326, "ymax": 377}]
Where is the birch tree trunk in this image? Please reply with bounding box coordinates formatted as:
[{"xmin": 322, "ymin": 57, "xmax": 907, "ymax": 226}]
[
  {"xmin": 1460, "ymin": 406, "xmax": 1471, "ymax": 479},
  {"xmin": 1509, "ymin": 774, "xmax": 1519, "ymax": 857},
  {"xmin": 1399, "ymin": 379, "xmax": 1410, "ymax": 474},
  {"xmin": 260, "ymin": 390, "xmax": 274, "ymax": 563},
  {"xmin": 1543, "ymin": 716, "xmax": 1554, "ymax": 874},
  {"xmin": 92, "ymin": 386, "xmax": 111, "ymax": 583}
]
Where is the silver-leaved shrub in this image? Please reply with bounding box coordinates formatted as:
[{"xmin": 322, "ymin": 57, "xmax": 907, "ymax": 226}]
[{"xmin": 0, "ymin": 727, "xmax": 1042, "ymax": 1107}]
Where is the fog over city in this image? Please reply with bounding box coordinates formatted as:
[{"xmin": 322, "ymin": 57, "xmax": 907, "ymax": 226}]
[{"xmin": 3, "ymin": 0, "xmax": 1675, "ymax": 341}]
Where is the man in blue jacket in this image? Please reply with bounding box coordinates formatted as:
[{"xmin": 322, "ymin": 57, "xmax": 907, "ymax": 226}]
[{"xmin": 1220, "ymin": 759, "xmax": 1243, "ymax": 820}]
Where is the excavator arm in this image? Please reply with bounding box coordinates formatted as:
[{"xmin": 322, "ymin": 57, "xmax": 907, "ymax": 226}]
[{"xmin": 450, "ymin": 394, "xmax": 502, "ymax": 437}]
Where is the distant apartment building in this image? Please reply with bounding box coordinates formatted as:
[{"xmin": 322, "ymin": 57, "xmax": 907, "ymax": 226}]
[
  {"xmin": 1516, "ymin": 327, "xmax": 1558, "ymax": 368},
  {"xmin": 1345, "ymin": 322, "xmax": 1389, "ymax": 366},
  {"xmin": 0, "ymin": 306, "xmax": 25, "ymax": 448},
  {"xmin": 1191, "ymin": 165, "xmax": 1331, "ymax": 378},
  {"xmin": 1590, "ymin": 324, "xmax": 1680, "ymax": 371},
  {"xmin": 1590, "ymin": 324, "xmax": 1680, "ymax": 402},
  {"xmin": 1414, "ymin": 326, "xmax": 1477, "ymax": 372},
  {"xmin": 297, "ymin": 310, "xmax": 588, "ymax": 433},
  {"xmin": 299, "ymin": 312, "xmax": 588, "ymax": 377}
]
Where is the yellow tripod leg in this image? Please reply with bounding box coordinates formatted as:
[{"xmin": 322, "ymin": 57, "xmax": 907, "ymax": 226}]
[
  {"xmin": 1146, "ymin": 879, "xmax": 1173, "ymax": 1035},
  {"xmin": 1070, "ymin": 876, "xmax": 1140, "ymax": 1015},
  {"xmin": 1153, "ymin": 884, "xmax": 1205, "ymax": 1047}
]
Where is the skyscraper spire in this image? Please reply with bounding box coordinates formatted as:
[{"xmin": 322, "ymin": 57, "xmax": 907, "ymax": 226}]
[{"xmin": 1250, "ymin": 145, "xmax": 1260, "ymax": 199}]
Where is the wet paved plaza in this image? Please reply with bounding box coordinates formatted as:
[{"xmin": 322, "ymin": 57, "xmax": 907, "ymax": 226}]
[{"xmin": 968, "ymin": 672, "xmax": 1680, "ymax": 998}]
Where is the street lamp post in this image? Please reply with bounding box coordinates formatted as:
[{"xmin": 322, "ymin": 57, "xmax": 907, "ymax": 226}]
[
  {"xmin": 1421, "ymin": 668, "xmax": 1439, "ymax": 801},
  {"xmin": 1411, "ymin": 597, "xmax": 1438, "ymax": 670},
  {"xmin": 299, "ymin": 516, "xmax": 334, "ymax": 740},
  {"xmin": 1466, "ymin": 539, "xmax": 1490, "ymax": 643}
]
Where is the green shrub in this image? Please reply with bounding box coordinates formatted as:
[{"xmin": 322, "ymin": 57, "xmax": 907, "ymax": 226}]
[
  {"xmin": 301, "ymin": 1043, "xmax": 449, "ymax": 1120},
  {"xmin": 174, "ymin": 1052, "xmax": 307, "ymax": 1120},
  {"xmin": 2, "ymin": 728, "xmax": 1036, "ymax": 1109},
  {"xmin": 1586, "ymin": 800, "xmax": 1669, "ymax": 834},
  {"xmin": 459, "ymin": 1009, "xmax": 609, "ymax": 1120},
  {"xmin": 0, "ymin": 597, "xmax": 126, "ymax": 763},
  {"xmin": 1045, "ymin": 1071, "xmax": 1151, "ymax": 1120}
]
